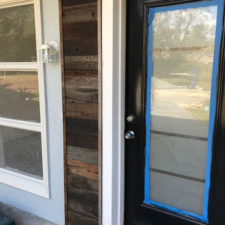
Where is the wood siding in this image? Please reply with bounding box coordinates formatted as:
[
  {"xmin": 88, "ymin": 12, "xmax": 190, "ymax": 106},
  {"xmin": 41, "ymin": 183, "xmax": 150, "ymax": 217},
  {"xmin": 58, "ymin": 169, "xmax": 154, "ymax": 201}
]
[{"xmin": 60, "ymin": 0, "xmax": 99, "ymax": 224}]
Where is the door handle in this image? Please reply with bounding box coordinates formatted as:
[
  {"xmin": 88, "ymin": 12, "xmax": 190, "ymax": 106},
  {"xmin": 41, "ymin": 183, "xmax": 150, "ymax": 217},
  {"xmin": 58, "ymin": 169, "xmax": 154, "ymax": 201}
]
[{"xmin": 125, "ymin": 131, "xmax": 135, "ymax": 140}]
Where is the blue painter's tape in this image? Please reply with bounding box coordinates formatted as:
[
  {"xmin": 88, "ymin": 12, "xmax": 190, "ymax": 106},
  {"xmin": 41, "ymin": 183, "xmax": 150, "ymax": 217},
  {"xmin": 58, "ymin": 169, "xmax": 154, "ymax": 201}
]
[
  {"xmin": 203, "ymin": 0, "xmax": 224, "ymax": 219},
  {"xmin": 144, "ymin": 8, "xmax": 154, "ymax": 203},
  {"xmin": 144, "ymin": 0, "xmax": 224, "ymax": 222},
  {"xmin": 145, "ymin": 199, "xmax": 208, "ymax": 222},
  {"xmin": 153, "ymin": 0, "xmax": 218, "ymax": 13}
]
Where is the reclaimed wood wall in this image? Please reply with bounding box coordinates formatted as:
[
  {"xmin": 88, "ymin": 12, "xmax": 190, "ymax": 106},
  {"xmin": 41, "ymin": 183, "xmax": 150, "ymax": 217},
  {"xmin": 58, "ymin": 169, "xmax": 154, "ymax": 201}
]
[{"xmin": 60, "ymin": 0, "xmax": 99, "ymax": 224}]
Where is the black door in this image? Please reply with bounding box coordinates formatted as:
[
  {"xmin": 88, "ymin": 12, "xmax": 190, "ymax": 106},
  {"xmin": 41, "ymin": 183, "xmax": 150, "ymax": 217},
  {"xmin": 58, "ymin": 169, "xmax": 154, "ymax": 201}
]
[{"xmin": 125, "ymin": 0, "xmax": 225, "ymax": 225}]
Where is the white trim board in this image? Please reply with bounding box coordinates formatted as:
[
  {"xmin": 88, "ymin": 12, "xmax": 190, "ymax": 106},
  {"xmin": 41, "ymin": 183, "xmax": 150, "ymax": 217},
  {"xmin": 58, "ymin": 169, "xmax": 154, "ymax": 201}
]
[
  {"xmin": 102, "ymin": 0, "xmax": 126, "ymax": 225},
  {"xmin": 0, "ymin": 169, "xmax": 48, "ymax": 197}
]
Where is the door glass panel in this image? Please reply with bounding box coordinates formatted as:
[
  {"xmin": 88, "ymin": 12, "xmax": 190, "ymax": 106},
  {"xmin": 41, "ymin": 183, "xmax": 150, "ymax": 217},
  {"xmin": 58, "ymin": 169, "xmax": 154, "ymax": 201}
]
[
  {"xmin": 145, "ymin": 2, "xmax": 222, "ymax": 220},
  {"xmin": 0, "ymin": 4, "xmax": 37, "ymax": 62},
  {"xmin": 0, "ymin": 71, "xmax": 40, "ymax": 122},
  {"xmin": 0, "ymin": 126, "xmax": 43, "ymax": 179}
]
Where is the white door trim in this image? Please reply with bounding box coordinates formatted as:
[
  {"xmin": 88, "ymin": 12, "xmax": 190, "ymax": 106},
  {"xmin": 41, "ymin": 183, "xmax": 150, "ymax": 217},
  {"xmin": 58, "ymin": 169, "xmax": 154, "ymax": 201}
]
[{"xmin": 102, "ymin": 0, "xmax": 126, "ymax": 225}]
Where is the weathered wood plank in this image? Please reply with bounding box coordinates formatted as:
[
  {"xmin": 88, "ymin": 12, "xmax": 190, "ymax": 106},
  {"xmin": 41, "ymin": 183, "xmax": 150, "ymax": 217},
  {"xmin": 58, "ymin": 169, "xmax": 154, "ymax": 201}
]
[
  {"xmin": 67, "ymin": 159, "xmax": 98, "ymax": 180},
  {"xmin": 68, "ymin": 190, "xmax": 98, "ymax": 220},
  {"xmin": 66, "ymin": 118, "xmax": 97, "ymax": 135},
  {"xmin": 63, "ymin": 22, "xmax": 97, "ymax": 41},
  {"xmin": 66, "ymin": 131, "xmax": 98, "ymax": 150},
  {"xmin": 62, "ymin": 0, "xmax": 96, "ymax": 7},
  {"xmin": 67, "ymin": 145, "xmax": 98, "ymax": 165},
  {"xmin": 66, "ymin": 102, "xmax": 98, "ymax": 120},
  {"xmin": 64, "ymin": 55, "xmax": 98, "ymax": 71},
  {"xmin": 65, "ymin": 71, "xmax": 97, "ymax": 77},
  {"xmin": 63, "ymin": 21, "xmax": 97, "ymax": 57},
  {"xmin": 63, "ymin": 39, "xmax": 97, "ymax": 56},
  {"xmin": 68, "ymin": 210, "xmax": 98, "ymax": 225},
  {"xmin": 66, "ymin": 118, "xmax": 98, "ymax": 149},
  {"xmin": 63, "ymin": 2, "xmax": 97, "ymax": 24},
  {"xmin": 67, "ymin": 174, "xmax": 98, "ymax": 223},
  {"xmin": 61, "ymin": 0, "xmax": 99, "ymax": 224},
  {"xmin": 68, "ymin": 173, "xmax": 98, "ymax": 193},
  {"xmin": 65, "ymin": 74, "xmax": 98, "ymax": 103}
]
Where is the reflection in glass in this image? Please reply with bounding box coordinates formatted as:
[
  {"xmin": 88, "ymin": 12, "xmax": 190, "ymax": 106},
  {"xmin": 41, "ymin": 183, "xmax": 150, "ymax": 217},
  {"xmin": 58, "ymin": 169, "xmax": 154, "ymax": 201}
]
[
  {"xmin": 0, "ymin": 126, "xmax": 43, "ymax": 178},
  {"xmin": 147, "ymin": 5, "xmax": 218, "ymax": 215},
  {"xmin": 0, "ymin": 4, "xmax": 36, "ymax": 62},
  {"xmin": 0, "ymin": 71, "xmax": 40, "ymax": 122}
]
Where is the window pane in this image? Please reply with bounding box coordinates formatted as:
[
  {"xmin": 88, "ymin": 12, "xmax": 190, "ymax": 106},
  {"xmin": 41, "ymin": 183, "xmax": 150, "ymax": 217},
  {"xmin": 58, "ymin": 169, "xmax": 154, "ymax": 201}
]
[
  {"xmin": 150, "ymin": 171, "xmax": 205, "ymax": 215},
  {"xmin": 0, "ymin": 71, "xmax": 40, "ymax": 122},
  {"xmin": 0, "ymin": 126, "xmax": 43, "ymax": 178},
  {"xmin": 147, "ymin": 5, "xmax": 218, "ymax": 216},
  {"xmin": 0, "ymin": 4, "xmax": 36, "ymax": 62}
]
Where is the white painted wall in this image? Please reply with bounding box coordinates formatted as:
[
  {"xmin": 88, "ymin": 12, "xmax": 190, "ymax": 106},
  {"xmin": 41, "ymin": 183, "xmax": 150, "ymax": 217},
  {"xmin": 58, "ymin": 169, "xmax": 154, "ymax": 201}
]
[{"xmin": 0, "ymin": 1, "xmax": 65, "ymax": 224}]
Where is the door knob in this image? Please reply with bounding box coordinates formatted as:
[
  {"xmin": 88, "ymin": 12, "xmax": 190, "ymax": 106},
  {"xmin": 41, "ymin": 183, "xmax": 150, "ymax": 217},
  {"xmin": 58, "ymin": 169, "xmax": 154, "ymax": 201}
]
[{"xmin": 125, "ymin": 131, "xmax": 135, "ymax": 140}]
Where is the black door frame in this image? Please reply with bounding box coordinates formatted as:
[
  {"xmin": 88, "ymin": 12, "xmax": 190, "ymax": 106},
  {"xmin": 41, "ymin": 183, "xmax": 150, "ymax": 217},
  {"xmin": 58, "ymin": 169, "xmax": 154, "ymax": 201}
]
[{"xmin": 125, "ymin": 0, "xmax": 225, "ymax": 224}]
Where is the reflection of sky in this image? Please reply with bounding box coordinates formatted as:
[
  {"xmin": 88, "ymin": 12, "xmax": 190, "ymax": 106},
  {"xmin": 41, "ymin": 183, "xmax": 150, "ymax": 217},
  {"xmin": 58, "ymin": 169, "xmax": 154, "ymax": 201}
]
[
  {"xmin": 207, "ymin": 5, "xmax": 217, "ymax": 19},
  {"xmin": 154, "ymin": 5, "xmax": 217, "ymax": 33}
]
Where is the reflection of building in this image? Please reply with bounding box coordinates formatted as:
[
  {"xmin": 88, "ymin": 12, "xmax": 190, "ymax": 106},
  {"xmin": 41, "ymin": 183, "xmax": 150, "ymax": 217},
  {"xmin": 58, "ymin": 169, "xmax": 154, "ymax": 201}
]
[{"xmin": 190, "ymin": 53, "xmax": 214, "ymax": 64}]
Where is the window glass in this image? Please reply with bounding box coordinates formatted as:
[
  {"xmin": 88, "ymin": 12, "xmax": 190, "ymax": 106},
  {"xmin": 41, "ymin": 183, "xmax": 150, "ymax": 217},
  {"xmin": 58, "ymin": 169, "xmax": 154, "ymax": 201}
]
[
  {"xmin": 0, "ymin": 126, "xmax": 43, "ymax": 179},
  {"xmin": 0, "ymin": 71, "xmax": 40, "ymax": 122},
  {"xmin": 146, "ymin": 5, "xmax": 218, "ymax": 216},
  {"xmin": 0, "ymin": 4, "xmax": 36, "ymax": 62}
]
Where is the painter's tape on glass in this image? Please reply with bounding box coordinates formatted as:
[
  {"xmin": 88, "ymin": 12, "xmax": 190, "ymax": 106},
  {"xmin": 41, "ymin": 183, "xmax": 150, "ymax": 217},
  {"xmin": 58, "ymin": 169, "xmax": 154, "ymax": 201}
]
[{"xmin": 144, "ymin": 0, "xmax": 224, "ymax": 221}]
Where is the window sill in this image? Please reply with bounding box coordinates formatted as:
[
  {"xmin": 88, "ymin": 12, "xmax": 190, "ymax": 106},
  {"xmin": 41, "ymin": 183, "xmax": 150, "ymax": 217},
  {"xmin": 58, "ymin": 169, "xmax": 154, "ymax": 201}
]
[{"xmin": 0, "ymin": 169, "xmax": 49, "ymax": 198}]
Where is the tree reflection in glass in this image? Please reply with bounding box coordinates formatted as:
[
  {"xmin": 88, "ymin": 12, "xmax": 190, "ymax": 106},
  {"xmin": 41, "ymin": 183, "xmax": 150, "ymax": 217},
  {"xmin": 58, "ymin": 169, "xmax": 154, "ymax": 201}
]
[
  {"xmin": 148, "ymin": 5, "xmax": 218, "ymax": 216},
  {"xmin": 0, "ymin": 4, "xmax": 36, "ymax": 62}
]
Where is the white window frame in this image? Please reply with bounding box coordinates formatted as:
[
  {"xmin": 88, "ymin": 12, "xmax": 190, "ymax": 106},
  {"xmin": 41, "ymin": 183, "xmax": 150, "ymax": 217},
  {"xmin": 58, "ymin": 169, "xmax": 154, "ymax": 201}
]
[{"xmin": 0, "ymin": 0, "xmax": 49, "ymax": 198}]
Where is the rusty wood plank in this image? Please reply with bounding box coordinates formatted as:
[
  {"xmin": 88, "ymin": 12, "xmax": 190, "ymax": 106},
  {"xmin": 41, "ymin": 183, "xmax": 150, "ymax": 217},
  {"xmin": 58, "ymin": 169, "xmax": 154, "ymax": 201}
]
[{"xmin": 67, "ymin": 159, "xmax": 98, "ymax": 180}]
